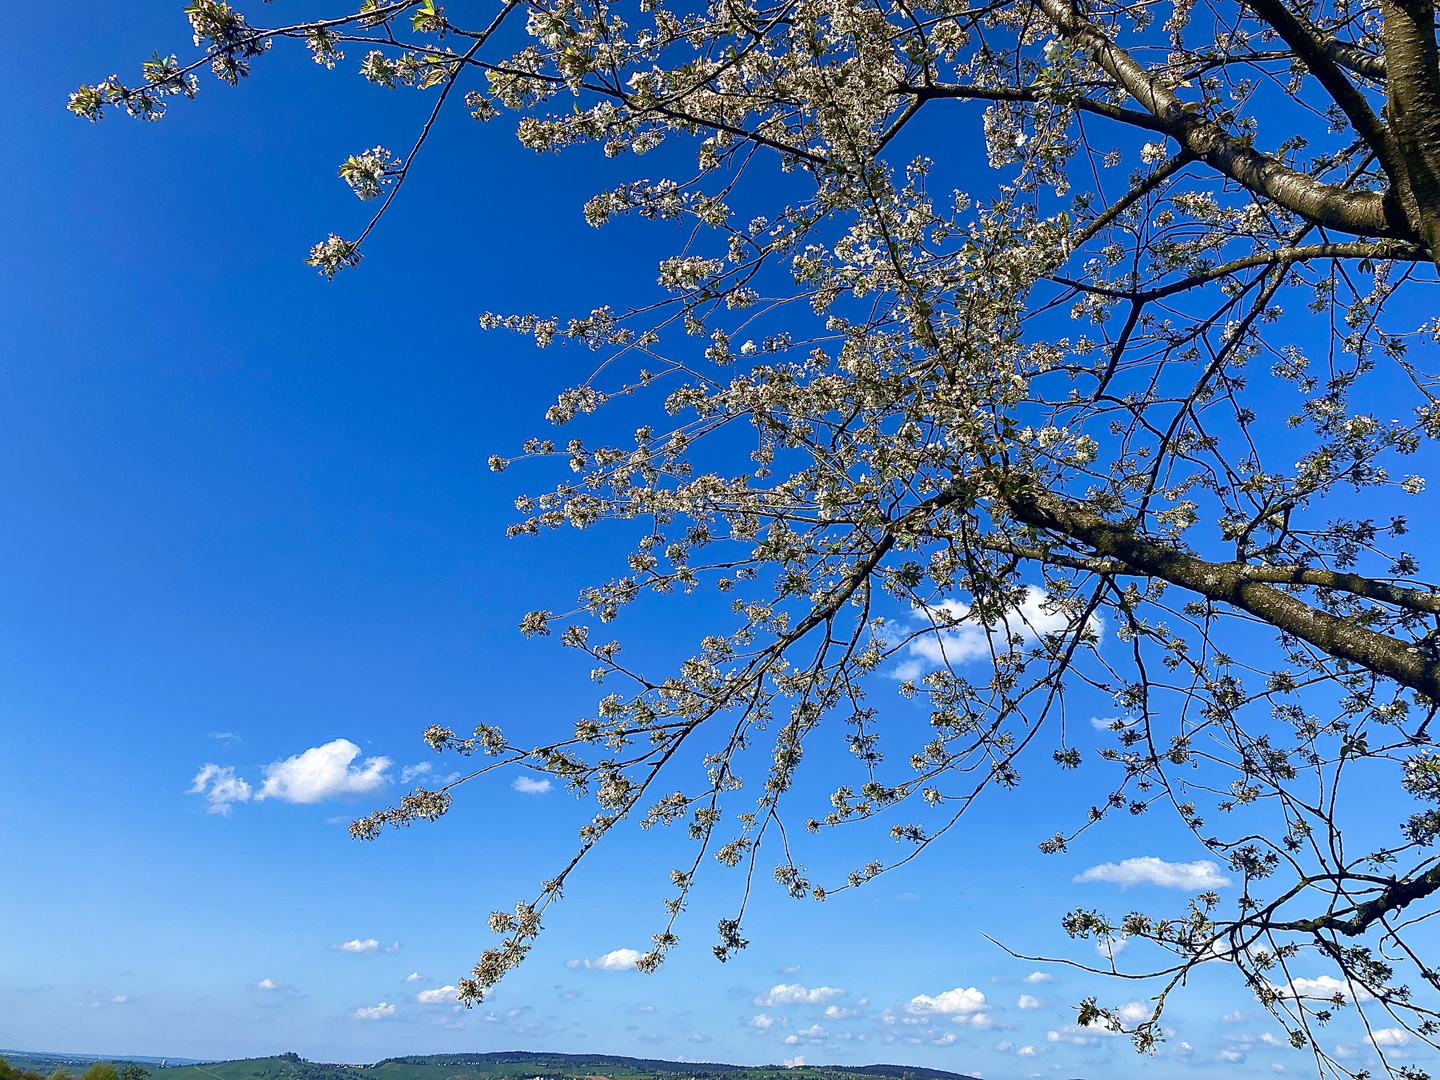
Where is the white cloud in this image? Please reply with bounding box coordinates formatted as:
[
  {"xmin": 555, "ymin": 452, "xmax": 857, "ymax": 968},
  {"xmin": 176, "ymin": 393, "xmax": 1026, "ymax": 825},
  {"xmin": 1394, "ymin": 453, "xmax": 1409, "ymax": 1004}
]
[
  {"xmin": 111, "ymin": 996, "xmax": 127, "ymax": 1003},
  {"xmin": 257, "ymin": 739, "xmax": 391, "ymax": 803},
  {"xmin": 895, "ymin": 587, "xmax": 1104, "ymax": 679},
  {"xmin": 782, "ymin": 1058, "xmax": 805, "ymax": 1068},
  {"xmin": 1017, "ymin": 995, "xmax": 1043, "ymax": 1010},
  {"xmin": 906, "ymin": 987, "xmax": 987, "ymax": 1016},
  {"xmin": 1218, "ymin": 1050, "xmax": 1244, "ymax": 1063},
  {"xmin": 755, "ymin": 984, "xmax": 847, "ymax": 1006},
  {"xmin": 1116, "ymin": 1001, "xmax": 1152, "ymax": 1023},
  {"xmin": 1271, "ymin": 975, "xmax": 1372, "ymax": 1003},
  {"xmin": 1047, "ymin": 1025, "xmax": 1102, "ymax": 1046},
  {"xmin": 189, "ymin": 764, "xmax": 252, "ymax": 815},
  {"xmin": 208, "ymin": 731, "xmax": 239, "ymax": 740},
  {"xmin": 1075, "ymin": 856, "xmax": 1231, "ymax": 890},
  {"xmin": 257, "ymin": 979, "xmax": 283, "ymax": 991},
  {"xmin": 795, "ymin": 1024, "xmax": 827, "ymax": 1039},
  {"xmin": 824, "ymin": 1005, "xmax": 858, "ymax": 1020},
  {"xmin": 417, "ymin": 985, "xmax": 458, "ymax": 1004},
  {"xmin": 1023, "ymin": 971, "xmax": 1055, "ymax": 984},
  {"xmin": 1222, "ymin": 1010, "xmax": 1244, "ymax": 1022},
  {"xmin": 406, "ymin": 972, "xmax": 424, "ymax": 983},
  {"xmin": 1372, "ymin": 1028, "xmax": 1411, "ymax": 1048},
  {"xmin": 995, "ymin": 1042, "xmax": 1015, "ymax": 1052},
  {"xmin": 332, "ymin": 938, "xmax": 380, "ymax": 954},
  {"xmin": 1017, "ymin": 1046, "xmax": 1038, "ymax": 1058},
  {"xmin": 385, "ymin": 941, "xmax": 401, "ymax": 952},
  {"xmin": 1096, "ymin": 936, "xmax": 1127, "ymax": 959},
  {"xmin": 585, "ymin": 948, "xmax": 644, "ymax": 971},
  {"xmin": 512, "ymin": 776, "xmax": 552, "ymax": 794},
  {"xmin": 401, "ymin": 763, "xmax": 432, "ymax": 784},
  {"xmin": 750, "ymin": 1014, "xmax": 778, "ymax": 1029},
  {"xmin": 352, "ymin": 1002, "xmax": 396, "ymax": 1020},
  {"xmin": 781, "ymin": 964, "xmax": 801, "ymax": 974},
  {"xmin": 931, "ymin": 1032, "xmax": 957, "ymax": 1046}
]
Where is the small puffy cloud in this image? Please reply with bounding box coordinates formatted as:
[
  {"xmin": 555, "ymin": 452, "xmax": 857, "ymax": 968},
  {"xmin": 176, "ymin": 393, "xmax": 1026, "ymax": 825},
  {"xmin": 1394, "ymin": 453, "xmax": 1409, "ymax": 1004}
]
[
  {"xmin": 906, "ymin": 987, "xmax": 987, "ymax": 1016},
  {"xmin": 257, "ymin": 979, "xmax": 284, "ymax": 991},
  {"xmin": 1017, "ymin": 995, "xmax": 1043, "ymax": 1010},
  {"xmin": 258, "ymin": 739, "xmax": 391, "ymax": 803},
  {"xmin": 385, "ymin": 941, "xmax": 401, "ymax": 953},
  {"xmin": 1115, "ymin": 1001, "xmax": 1152, "ymax": 1023},
  {"xmin": 995, "ymin": 1042, "xmax": 1015, "ymax": 1052},
  {"xmin": 824, "ymin": 1005, "xmax": 858, "ymax": 1020},
  {"xmin": 1017, "ymin": 1046, "xmax": 1038, "ymax": 1058},
  {"xmin": 931, "ymin": 1032, "xmax": 957, "ymax": 1047},
  {"xmin": 332, "ymin": 938, "xmax": 380, "ymax": 954},
  {"xmin": 112, "ymin": 996, "xmax": 128, "ymax": 1003},
  {"xmin": 795, "ymin": 1024, "xmax": 827, "ymax": 1039},
  {"xmin": 353, "ymin": 1002, "xmax": 396, "ymax": 1020},
  {"xmin": 1047, "ymin": 1025, "xmax": 1101, "ymax": 1046},
  {"xmin": 781, "ymin": 964, "xmax": 801, "ymax": 974},
  {"xmin": 894, "ymin": 587, "xmax": 1104, "ymax": 679},
  {"xmin": 418, "ymin": 985, "xmax": 458, "ymax": 1004},
  {"xmin": 406, "ymin": 972, "xmax": 425, "ymax": 983},
  {"xmin": 1222, "ymin": 1010, "xmax": 1244, "ymax": 1022},
  {"xmin": 585, "ymin": 948, "xmax": 643, "ymax": 971},
  {"xmin": 755, "ymin": 984, "xmax": 846, "ymax": 1006},
  {"xmin": 189, "ymin": 764, "xmax": 252, "ymax": 815},
  {"xmin": 1371, "ymin": 1028, "xmax": 1411, "ymax": 1048},
  {"xmin": 1075, "ymin": 856, "xmax": 1231, "ymax": 890},
  {"xmin": 689, "ymin": 1034, "xmax": 713, "ymax": 1044},
  {"xmin": 1090, "ymin": 716, "xmax": 1135, "ymax": 732},
  {"xmin": 750, "ymin": 1014, "xmax": 778, "ymax": 1029},
  {"xmin": 782, "ymin": 1058, "xmax": 805, "ymax": 1068},
  {"xmin": 1023, "ymin": 972, "xmax": 1055, "ymax": 984},
  {"xmin": 512, "ymin": 776, "xmax": 552, "ymax": 794},
  {"xmin": 1218, "ymin": 1050, "xmax": 1244, "ymax": 1063},
  {"xmin": 1224, "ymin": 1032, "xmax": 1286, "ymax": 1051},
  {"xmin": 1271, "ymin": 975, "xmax": 1372, "ymax": 1003}
]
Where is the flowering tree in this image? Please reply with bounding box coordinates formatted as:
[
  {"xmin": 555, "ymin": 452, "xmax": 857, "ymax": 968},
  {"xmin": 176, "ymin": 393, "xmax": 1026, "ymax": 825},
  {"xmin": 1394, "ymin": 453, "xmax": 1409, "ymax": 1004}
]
[{"xmin": 74, "ymin": 0, "xmax": 1440, "ymax": 1074}]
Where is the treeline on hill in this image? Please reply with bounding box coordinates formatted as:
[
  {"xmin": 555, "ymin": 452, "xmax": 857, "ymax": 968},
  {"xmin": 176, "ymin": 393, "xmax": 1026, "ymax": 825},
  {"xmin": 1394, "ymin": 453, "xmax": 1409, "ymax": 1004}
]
[{"xmin": 0, "ymin": 1060, "xmax": 151, "ymax": 1080}]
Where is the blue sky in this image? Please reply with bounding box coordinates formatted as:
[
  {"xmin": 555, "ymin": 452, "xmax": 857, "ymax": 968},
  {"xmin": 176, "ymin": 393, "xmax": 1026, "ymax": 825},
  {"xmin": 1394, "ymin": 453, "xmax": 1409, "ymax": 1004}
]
[{"xmin": 1, "ymin": 5, "xmax": 1433, "ymax": 1079}]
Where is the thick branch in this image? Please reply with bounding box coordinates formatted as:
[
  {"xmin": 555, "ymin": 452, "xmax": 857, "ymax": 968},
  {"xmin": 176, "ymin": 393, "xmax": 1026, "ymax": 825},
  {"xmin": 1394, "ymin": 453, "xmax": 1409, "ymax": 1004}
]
[
  {"xmin": 1278, "ymin": 866, "xmax": 1440, "ymax": 937},
  {"xmin": 1033, "ymin": 0, "xmax": 1412, "ymax": 240},
  {"xmin": 1243, "ymin": 0, "xmax": 1400, "ymax": 182},
  {"xmin": 1003, "ymin": 484, "xmax": 1440, "ymax": 699},
  {"xmin": 1380, "ymin": 0, "xmax": 1440, "ymax": 255}
]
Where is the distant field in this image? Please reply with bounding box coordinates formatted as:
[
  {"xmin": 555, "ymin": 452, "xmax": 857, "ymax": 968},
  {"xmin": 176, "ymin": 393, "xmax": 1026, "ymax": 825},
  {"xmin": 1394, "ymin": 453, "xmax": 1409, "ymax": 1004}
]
[{"xmin": 2, "ymin": 1051, "xmax": 979, "ymax": 1080}]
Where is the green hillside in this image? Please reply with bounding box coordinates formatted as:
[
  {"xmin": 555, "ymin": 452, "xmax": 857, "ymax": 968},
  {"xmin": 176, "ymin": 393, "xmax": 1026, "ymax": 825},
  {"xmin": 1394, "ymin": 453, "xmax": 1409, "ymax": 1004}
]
[{"xmin": 8, "ymin": 1052, "xmax": 979, "ymax": 1080}]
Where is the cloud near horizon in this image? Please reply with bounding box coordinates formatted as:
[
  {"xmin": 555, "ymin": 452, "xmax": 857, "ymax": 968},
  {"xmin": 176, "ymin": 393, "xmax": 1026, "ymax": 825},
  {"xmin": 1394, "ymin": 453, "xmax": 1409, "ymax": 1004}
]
[
  {"xmin": 1075, "ymin": 856, "xmax": 1231, "ymax": 891},
  {"xmin": 352, "ymin": 1002, "xmax": 396, "ymax": 1020},
  {"xmin": 754, "ymin": 984, "xmax": 846, "ymax": 1006},
  {"xmin": 906, "ymin": 986, "xmax": 988, "ymax": 1018}
]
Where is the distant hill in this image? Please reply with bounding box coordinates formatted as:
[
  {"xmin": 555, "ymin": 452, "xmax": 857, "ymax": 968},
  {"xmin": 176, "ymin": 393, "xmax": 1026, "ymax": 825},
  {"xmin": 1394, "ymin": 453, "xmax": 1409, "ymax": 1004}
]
[{"xmin": 3, "ymin": 1051, "xmax": 981, "ymax": 1080}]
